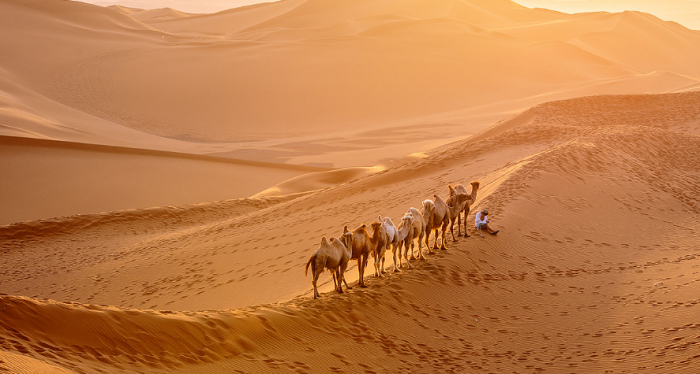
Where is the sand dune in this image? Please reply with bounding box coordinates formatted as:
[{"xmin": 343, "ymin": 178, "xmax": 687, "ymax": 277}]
[
  {"xmin": 0, "ymin": 136, "xmax": 322, "ymax": 225},
  {"xmin": 2, "ymin": 0, "xmax": 700, "ymax": 372},
  {"xmin": 2, "ymin": 91, "xmax": 700, "ymax": 373},
  {"xmin": 2, "ymin": 0, "xmax": 699, "ymax": 169}
]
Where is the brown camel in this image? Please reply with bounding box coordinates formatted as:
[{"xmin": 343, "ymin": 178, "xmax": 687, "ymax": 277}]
[
  {"xmin": 422, "ymin": 197, "xmax": 448, "ymax": 252},
  {"xmin": 395, "ymin": 213, "xmax": 415, "ymax": 270},
  {"xmin": 304, "ymin": 235, "xmax": 351, "ymax": 299},
  {"xmin": 449, "ymin": 181, "xmax": 480, "ymax": 237},
  {"xmin": 340, "ymin": 224, "xmax": 372, "ymax": 288},
  {"xmin": 406, "ymin": 207, "xmax": 426, "ymax": 261},
  {"xmin": 445, "ymin": 185, "xmax": 470, "ymax": 242},
  {"xmin": 423, "ymin": 193, "xmax": 464, "ymax": 250},
  {"xmin": 380, "ymin": 215, "xmax": 401, "ymax": 273},
  {"xmin": 369, "ymin": 220, "xmax": 389, "ymax": 277}
]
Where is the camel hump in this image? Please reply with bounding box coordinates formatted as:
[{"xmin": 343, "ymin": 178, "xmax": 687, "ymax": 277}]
[
  {"xmin": 321, "ymin": 237, "xmax": 330, "ymax": 246},
  {"xmin": 449, "ymin": 185, "xmax": 455, "ymax": 194},
  {"xmin": 344, "ymin": 225, "xmax": 349, "ymax": 233}
]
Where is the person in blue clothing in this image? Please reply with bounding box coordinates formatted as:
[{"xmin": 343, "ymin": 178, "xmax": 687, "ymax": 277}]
[{"xmin": 475, "ymin": 209, "xmax": 499, "ymax": 237}]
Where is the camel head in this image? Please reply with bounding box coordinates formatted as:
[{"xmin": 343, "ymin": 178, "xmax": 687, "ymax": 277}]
[
  {"xmin": 370, "ymin": 221, "xmax": 382, "ymax": 234},
  {"xmin": 422, "ymin": 199, "xmax": 435, "ymax": 216},
  {"xmin": 457, "ymin": 193, "xmax": 469, "ymax": 204},
  {"xmin": 401, "ymin": 214, "xmax": 413, "ymax": 228},
  {"xmin": 340, "ymin": 229, "xmax": 353, "ymax": 251},
  {"xmin": 471, "ymin": 181, "xmax": 481, "ymax": 191}
]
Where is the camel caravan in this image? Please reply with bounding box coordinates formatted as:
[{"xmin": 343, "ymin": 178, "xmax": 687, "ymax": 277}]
[{"xmin": 305, "ymin": 181, "xmax": 489, "ymax": 299}]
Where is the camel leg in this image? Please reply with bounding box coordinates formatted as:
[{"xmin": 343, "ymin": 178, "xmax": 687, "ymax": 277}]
[
  {"xmin": 336, "ymin": 270, "xmax": 344, "ymax": 294},
  {"xmin": 331, "ymin": 271, "xmax": 343, "ymax": 293},
  {"xmin": 409, "ymin": 239, "xmax": 417, "ymax": 260},
  {"xmin": 357, "ymin": 258, "xmax": 366, "ymax": 288},
  {"xmin": 425, "ymin": 228, "xmax": 434, "ymax": 254},
  {"xmin": 338, "ymin": 269, "xmax": 347, "ymax": 293},
  {"xmin": 418, "ymin": 232, "xmax": 427, "ymax": 260},
  {"xmin": 362, "ymin": 255, "xmax": 370, "ymax": 286},
  {"xmin": 396, "ymin": 241, "xmax": 403, "ymax": 269},
  {"xmin": 312, "ymin": 272, "xmax": 321, "ymax": 299},
  {"xmin": 432, "ymin": 228, "xmax": 440, "ymax": 250},
  {"xmin": 464, "ymin": 208, "xmax": 471, "ymax": 237},
  {"xmin": 440, "ymin": 223, "xmax": 448, "ymax": 250},
  {"xmin": 392, "ymin": 243, "xmax": 401, "ymax": 272},
  {"xmin": 375, "ymin": 249, "xmax": 384, "ymax": 277},
  {"xmin": 380, "ymin": 248, "xmax": 387, "ymax": 274},
  {"xmin": 457, "ymin": 214, "xmax": 463, "ymax": 237},
  {"xmin": 342, "ymin": 268, "xmax": 352, "ymax": 290},
  {"xmin": 374, "ymin": 255, "xmax": 381, "ymax": 277},
  {"xmin": 403, "ymin": 239, "xmax": 413, "ymax": 269},
  {"xmin": 450, "ymin": 219, "xmax": 458, "ymax": 242}
]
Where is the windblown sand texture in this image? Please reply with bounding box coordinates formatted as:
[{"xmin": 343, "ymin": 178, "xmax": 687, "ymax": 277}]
[{"xmin": 1, "ymin": 0, "xmax": 700, "ymax": 373}]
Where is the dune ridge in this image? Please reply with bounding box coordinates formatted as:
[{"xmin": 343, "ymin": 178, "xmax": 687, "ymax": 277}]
[
  {"xmin": 2, "ymin": 0, "xmax": 699, "ymax": 172},
  {"xmin": 2, "ymin": 0, "xmax": 700, "ymax": 372},
  {"xmin": 3, "ymin": 91, "xmax": 700, "ymax": 373}
]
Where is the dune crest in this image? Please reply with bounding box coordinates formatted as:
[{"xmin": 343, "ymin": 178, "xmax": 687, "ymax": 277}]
[
  {"xmin": 2, "ymin": 0, "xmax": 700, "ymax": 372},
  {"xmin": 1, "ymin": 0, "xmax": 699, "ymax": 171},
  {"xmin": 2, "ymin": 92, "xmax": 700, "ymax": 373}
]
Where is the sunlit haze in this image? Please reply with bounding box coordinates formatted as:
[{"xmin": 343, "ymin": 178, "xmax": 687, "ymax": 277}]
[
  {"xmin": 82, "ymin": 0, "xmax": 700, "ymax": 30},
  {"xmin": 517, "ymin": 0, "xmax": 700, "ymax": 30}
]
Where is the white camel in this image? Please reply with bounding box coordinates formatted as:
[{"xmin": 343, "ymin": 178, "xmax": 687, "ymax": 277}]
[
  {"xmin": 304, "ymin": 234, "xmax": 351, "ymax": 299},
  {"xmin": 380, "ymin": 215, "xmax": 400, "ymax": 273},
  {"xmin": 395, "ymin": 213, "xmax": 415, "ymax": 270},
  {"xmin": 405, "ymin": 207, "xmax": 426, "ymax": 261},
  {"xmin": 369, "ymin": 220, "xmax": 389, "ymax": 277}
]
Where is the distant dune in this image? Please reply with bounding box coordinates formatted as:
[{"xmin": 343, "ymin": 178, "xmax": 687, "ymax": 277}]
[
  {"xmin": 1, "ymin": 0, "xmax": 700, "ymax": 373},
  {"xmin": 1, "ymin": 0, "xmax": 699, "ymax": 160}
]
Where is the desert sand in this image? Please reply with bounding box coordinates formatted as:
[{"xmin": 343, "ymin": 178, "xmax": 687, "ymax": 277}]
[{"xmin": 1, "ymin": 0, "xmax": 700, "ymax": 373}]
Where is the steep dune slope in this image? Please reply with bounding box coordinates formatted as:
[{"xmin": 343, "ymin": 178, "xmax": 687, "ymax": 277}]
[
  {"xmin": 1, "ymin": 92, "xmax": 700, "ymax": 373},
  {"xmin": 0, "ymin": 136, "xmax": 322, "ymax": 225}
]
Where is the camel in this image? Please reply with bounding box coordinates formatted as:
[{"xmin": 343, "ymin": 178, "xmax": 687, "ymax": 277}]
[
  {"xmin": 381, "ymin": 216, "xmax": 400, "ymax": 273},
  {"xmin": 445, "ymin": 185, "xmax": 470, "ymax": 242},
  {"xmin": 449, "ymin": 181, "xmax": 480, "ymax": 237},
  {"xmin": 304, "ymin": 234, "xmax": 351, "ymax": 299},
  {"xmin": 333, "ymin": 228, "xmax": 354, "ymax": 291},
  {"xmin": 422, "ymin": 198, "xmax": 443, "ymax": 251},
  {"xmin": 339, "ymin": 224, "xmax": 372, "ymax": 288},
  {"xmin": 395, "ymin": 213, "xmax": 415, "ymax": 270},
  {"xmin": 406, "ymin": 207, "xmax": 426, "ymax": 261},
  {"xmin": 369, "ymin": 220, "xmax": 389, "ymax": 277},
  {"xmin": 423, "ymin": 193, "xmax": 463, "ymax": 251},
  {"xmin": 370, "ymin": 216, "xmax": 398, "ymax": 276}
]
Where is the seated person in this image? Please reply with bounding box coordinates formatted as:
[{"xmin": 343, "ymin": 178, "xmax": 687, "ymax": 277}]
[{"xmin": 475, "ymin": 209, "xmax": 499, "ymax": 236}]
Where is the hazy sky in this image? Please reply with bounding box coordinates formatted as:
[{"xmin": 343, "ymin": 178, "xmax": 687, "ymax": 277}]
[
  {"xmin": 85, "ymin": 0, "xmax": 700, "ymax": 30},
  {"xmin": 517, "ymin": 0, "xmax": 700, "ymax": 30}
]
